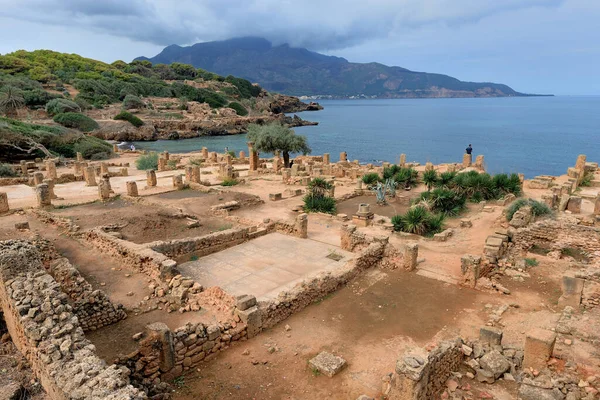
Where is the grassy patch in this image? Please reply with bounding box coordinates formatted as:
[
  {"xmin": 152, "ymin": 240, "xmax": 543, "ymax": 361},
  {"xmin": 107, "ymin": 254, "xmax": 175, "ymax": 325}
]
[
  {"xmin": 221, "ymin": 178, "xmax": 239, "ymax": 186},
  {"xmin": 529, "ymin": 244, "xmax": 551, "ymax": 256},
  {"xmin": 524, "ymin": 258, "xmax": 539, "ymax": 267},
  {"xmin": 561, "ymin": 247, "xmax": 590, "ymax": 263}
]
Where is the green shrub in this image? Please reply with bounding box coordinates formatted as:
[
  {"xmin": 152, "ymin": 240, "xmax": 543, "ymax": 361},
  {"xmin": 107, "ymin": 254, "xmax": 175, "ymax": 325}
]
[
  {"xmin": 22, "ymin": 88, "xmax": 61, "ymax": 107},
  {"xmin": 74, "ymin": 95, "xmax": 92, "ymax": 110},
  {"xmin": 362, "ymin": 172, "xmax": 381, "ymax": 186},
  {"xmin": 122, "ymin": 94, "xmax": 145, "ymax": 110},
  {"xmin": 436, "ymin": 171, "xmax": 457, "ymax": 188},
  {"xmin": 0, "ymin": 163, "xmax": 17, "ymax": 177},
  {"xmin": 525, "ymin": 258, "xmax": 539, "ymax": 267},
  {"xmin": 45, "ymin": 98, "xmax": 80, "ymax": 115},
  {"xmin": 506, "ymin": 198, "xmax": 552, "ymax": 221},
  {"xmin": 228, "ymin": 101, "xmax": 248, "ymax": 116},
  {"xmin": 227, "ymin": 150, "xmax": 236, "ymax": 159},
  {"xmin": 135, "ymin": 152, "xmax": 159, "ymax": 170},
  {"xmin": 72, "ymin": 136, "xmax": 112, "ymax": 159},
  {"xmin": 114, "ymin": 110, "xmax": 144, "ymax": 127},
  {"xmin": 303, "ymin": 195, "xmax": 336, "ymax": 214},
  {"xmin": 308, "ymin": 177, "xmax": 333, "ymax": 197},
  {"xmin": 221, "ymin": 178, "xmax": 239, "ymax": 186},
  {"xmin": 417, "ymin": 188, "xmax": 466, "ymax": 216},
  {"xmin": 53, "ymin": 112, "xmax": 99, "ymax": 132},
  {"xmin": 393, "ymin": 167, "xmax": 419, "ymax": 188},
  {"xmin": 422, "ymin": 169, "xmax": 438, "ymax": 191},
  {"xmin": 392, "ymin": 206, "xmax": 445, "ymax": 237},
  {"xmin": 580, "ymin": 171, "xmax": 593, "ymax": 187},
  {"xmin": 383, "ymin": 165, "xmax": 401, "ymax": 180}
]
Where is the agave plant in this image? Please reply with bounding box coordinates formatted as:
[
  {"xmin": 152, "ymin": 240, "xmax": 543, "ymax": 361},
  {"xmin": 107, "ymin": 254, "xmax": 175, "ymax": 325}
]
[
  {"xmin": 384, "ymin": 178, "xmax": 397, "ymax": 198},
  {"xmin": 371, "ymin": 181, "xmax": 387, "ymax": 204}
]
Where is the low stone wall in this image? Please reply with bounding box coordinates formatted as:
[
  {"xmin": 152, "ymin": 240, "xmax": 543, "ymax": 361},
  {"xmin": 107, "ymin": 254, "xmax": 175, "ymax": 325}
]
[
  {"xmin": 259, "ymin": 238, "xmax": 394, "ymax": 330},
  {"xmin": 511, "ymin": 217, "xmax": 600, "ymax": 260},
  {"xmin": 84, "ymin": 228, "xmax": 177, "ymax": 280},
  {"xmin": 391, "ymin": 339, "xmax": 464, "ymax": 400},
  {"xmin": 148, "ymin": 226, "xmax": 266, "ymax": 259},
  {"xmin": 47, "ymin": 257, "xmax": 126, "ymax": 331},
  {"xmin": 0, "ymin": 177, "xmax": 29, "ymax": 186},
  {"xmin": 118, "ymin": 320, "xmax": 247, "ymax": 385},
  {"xmin": 0, "ymin": 240, "xmax": 146, "ymax": 400}
]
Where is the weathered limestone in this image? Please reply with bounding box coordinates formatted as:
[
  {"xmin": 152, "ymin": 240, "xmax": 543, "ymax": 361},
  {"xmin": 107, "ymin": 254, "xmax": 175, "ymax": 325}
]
[
  {"xmin": 100, "ymin": 162, "xmax": 109, "ymax": 175},
  {"xmin": 35, "ymin": 183, "xmax": 51, "ymax": 207},
  {"xmin": 323, "ymin": 153, "xmax": 330, "ymax": 165},
  {"xmin": 226, "ymin": 154, "xmax": 233, "ymax": 166},
  {"xmin": 45, "ymin": 160, "xmax": 57, "ymax": 179},
  {"xmin": 566, "ymin": 196, "xmax": 582, "ymax": 213},
  {"xmin": 575, "ymin": 154, "xmax": 587, "ymax": 172},
  {"xmin": 146, "ymin": 169, "xmax": 157, "ymax": 187},
  {"xmin": 595, "ymin": 195, "xmax": 600, "ymax": 215},
  {"xmin": 309, "ymin": 352, "xmax": 347, "ymax": 377},
  {"xmin": 84, "ymin": 166, "xmax": 97, "ymax": 186},
  {"xmin": 0, "ymin": 192, "xmax": 8, "ymax": 213},
  {"xmin": 282, "ymin": 168, "xmax": 291, "ymax": 182},
  {"xmin": 239, "ymin": 150, "xmax": 246, "ymax": 161},
  {"xmin": 201, "ymin": 147, "xmax": 208, "ymax": 158},
  {"xmin": 353, "ymin": 203, "xmax": 374, "ymax": 227},
  {"xmin": 163, "ymin": 150, "xmax": 170, "ymax": 161},
  {"xmin": 558, "ymin": 273, "xmax": 584, "ymax": 308},
  {"xmin": 20, "ymin": 160, "xmax": 28, "ymax": 175},
  {"xmin": 185, "ymin": 165, "xmax": 193, "ymax": 182},
  {"xmin": 146, "ymin": 322, "xmax": 175, "ymax": 372},
  {"xmin": 480, "ymin": 327, "xmax": 503, "ymax": 345},
  {"xmin": 33, "ymin": 171, "xmax": 44, "ymax": 185},
  {"xmin": 509, "ymin": 205, "xmax": 532, "ymax": 227},
  {"xmin": 73, "ymin": 161, "xmax": 83, "ymax": 175},
  {"xmin": 460, "ymin": 254, "xmax": 482, "ymax": 287},
  {"xmin": 340, "ymin": 151, "xmax": 347, "ymax": 162},
  {"xmin": 269, "ymin": 193, "xmax": 282, "ymax": 201},
  {"xmin": 76, "ymin": 151, "xmax": 83, "ymax": 161},
  {"xmin": 120, "ymin": 167, "xmax": 128, "ymax": 176},
  {"xmin": 474, "ymin": 155, "xmax": 485, "ymax": 170},
  {"xmin": 98, "ymin": 180, "xmax": 111, "ymax": 201},
  {"xmin": 172, "ymin": 174, "xmax": 184, "ymax": 190},
  {"xmin": 158, "ymin": 157, "xmax": 167, "ymax": 171},
  {"xmin": 42, "ymin": 179, "xmax": 57, "ymax": 199},
  {"xmin": 523, "ymin": 328, "xmax": 556, "ymax": 370},
  {"xmin": 462, "ymin": 153, "xmax": 472, "ymax": 168},
  {"xmin": 209, "ymin": 151, "xmax": 218, "ymax": 163},
  {"xmin": 236, "ymin": 306, "xmax": 262, "ymax": 338},
  {"xmin": 399, "ymin": 153, "xmax": 406, "ymax": 167},
  {"xmin": 126, "ymin": 181, "xmax": 139, "ymax": 197},
  {"xmin": 295, "ymin": 213, "xmax": 308, "ymax": 238},
  {"xmin": 248, "ymin": 142, "xmax": 258, "ymax": 171},
  {"xmin": 191, "ymin": 166, "xmax": 201, "ymax": 183},
  {"xmin": 403, "ymin": 243, "xmax": 419, "ymax": 271}
]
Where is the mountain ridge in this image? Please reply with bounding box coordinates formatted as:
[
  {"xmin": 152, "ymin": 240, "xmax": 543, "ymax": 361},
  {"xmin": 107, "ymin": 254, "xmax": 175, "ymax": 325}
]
[{"xmin": 136, "ymin": 37, "xmax": 548, "ymax": 98}]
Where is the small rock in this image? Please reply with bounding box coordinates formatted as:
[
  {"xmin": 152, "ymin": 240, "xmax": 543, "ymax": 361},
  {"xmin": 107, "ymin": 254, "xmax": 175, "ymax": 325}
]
[
  {"xmin": 126, "ymin": 291, "xmax": 134, "ymax": 296},
  {"xmin": 284, "ymin": 324, "xmax": 291, "ymax": 332},
  {"xmin": 564, "ymin": 339, "xmax": 572, "ymax": 345},
  {"xmin": 132, "ymin": 332, "xmax": 143, "ymax": 341},
  {"xmin": 447, "ymin": 379, "xmax": 459, "ymax": 392}
]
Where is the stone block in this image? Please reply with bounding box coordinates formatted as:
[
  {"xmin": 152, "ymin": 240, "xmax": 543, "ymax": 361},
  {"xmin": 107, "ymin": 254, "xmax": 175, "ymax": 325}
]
[
  {"xmin": 518, "ymin": 384, "xmax": 565, "ymax": 400},
  {"xmin": 523, "ymin": 328, "xmax": 556, "ymax": 370},
  {"xmin": 460, "ymin": 219, "xmax": 472, "ymax": 228},
  {"xmin": 485, "ymin": 236, "xmax": 504, "ymax": 247},
  {"xmin": 0, "ymin": 192, "xmax": 9, "ymax": 213},
  {"xmin": 308, "ymin": 351, "xmax": 347, "ymax": 377},
  {"xmin": 480, "ymin": 326, "xmax": 503, "ymax": 345},
  {"xmin": 479, "ymin": 350, "xmax": 510, "ymax": 379},
  {"xmin": 236, "ymin": 306, "xmax": 262, "ymax": 338},
  {"xmin": 403, "ymin": 243, "xmax": 418, "ymax": 271},
  {"xmin": 269, "ymin": 193, "xmax": 282, "ymax": 201},
  {"xmin": 557, "ymin": 273, "xmax": 584, "ymax": 308},
  {"xmin": 126, "ymin": 181, "xmax": 139, "ymax": 197},
  {"xmin": 236, "ymin": 295, "xmax": 257, "ymax": 311},
  {"xmin": 566, "ymin": 196, "xmax": 582, "ymax": 213},
  {"xmin": 146, "ymin": 169, "xmax": 157, "ymax": 187},
  {"xmin": 14, "ymin": 222, "xmax": 29, "ymax": 230}
]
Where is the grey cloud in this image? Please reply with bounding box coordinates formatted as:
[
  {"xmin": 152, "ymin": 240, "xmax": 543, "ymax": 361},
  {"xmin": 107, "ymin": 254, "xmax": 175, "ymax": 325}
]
[{"xmin": 0, "ymin": 0, "xmax": 566, "ymax": 50}]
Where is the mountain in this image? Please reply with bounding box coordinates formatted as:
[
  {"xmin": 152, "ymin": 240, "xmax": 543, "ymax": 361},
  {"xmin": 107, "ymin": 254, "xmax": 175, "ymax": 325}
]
[{"xmin": 137, "ymin": 37, "xmax": 536, "ymax": 98}]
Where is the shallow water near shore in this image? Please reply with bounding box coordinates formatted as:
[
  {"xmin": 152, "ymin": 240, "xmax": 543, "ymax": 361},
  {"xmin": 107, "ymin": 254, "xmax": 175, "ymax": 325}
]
[{"xmin": 132, "ymin": 96, "xmax": 600, "ymax": 178}]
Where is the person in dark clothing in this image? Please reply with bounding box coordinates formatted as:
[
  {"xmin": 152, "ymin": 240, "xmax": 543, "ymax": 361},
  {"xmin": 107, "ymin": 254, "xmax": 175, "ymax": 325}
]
[
  {"xmin": 466, "ymin": 144, "xmax": 473, "ymax": 155},
  {"xmin": 289, "ymin": 160, "xmax": 294, "ymax": 168}
]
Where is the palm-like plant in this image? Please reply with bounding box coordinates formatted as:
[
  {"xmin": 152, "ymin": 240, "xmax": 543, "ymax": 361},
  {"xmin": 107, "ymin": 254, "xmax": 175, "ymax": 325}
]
[
  {"xmin": 308, "ymin": 177, "xmax": 333, "ymax": 197},
  {"xmin": 436, "ymin": 171, "xmax": 457, "ymax": 189},
  {"xmin": 392, "ymin": 205, "xmax": 445, "ymax": 236},
  {"xmin": 422, "ymin": 169, "xmax": 438, "ymax": 191},
  {"xmin": 393, "ymin": 167, "xmax": 419, "ymax": 189},
  {"xmin": 0, "ymin": 86, "xmax": 25, "ymax": 117},
  {"xmin": 419, "ymin": 188, "xmax": 467, "ymax": 216}
]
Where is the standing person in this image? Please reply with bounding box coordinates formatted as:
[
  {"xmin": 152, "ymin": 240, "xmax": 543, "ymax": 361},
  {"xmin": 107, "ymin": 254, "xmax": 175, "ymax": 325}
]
[
  {"xmin": 225, "ymin": 146, "xmax": 229, "ymax": 154},
  {"xmin": 466, "ymin": 144, "xmax": 473, "ymax": 155}
]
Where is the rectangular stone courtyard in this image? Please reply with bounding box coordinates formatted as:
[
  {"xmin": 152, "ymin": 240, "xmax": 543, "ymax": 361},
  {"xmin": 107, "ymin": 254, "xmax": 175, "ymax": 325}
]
[{"xmin": 178, "ymin": 233, "xmax": 354, "ymax": 300}]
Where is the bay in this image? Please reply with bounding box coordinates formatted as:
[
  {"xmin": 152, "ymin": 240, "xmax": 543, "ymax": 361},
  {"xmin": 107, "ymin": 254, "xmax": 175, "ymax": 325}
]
[{"xmin": 132, "ymin": 96, "xmax": 600, "ymax": 178}]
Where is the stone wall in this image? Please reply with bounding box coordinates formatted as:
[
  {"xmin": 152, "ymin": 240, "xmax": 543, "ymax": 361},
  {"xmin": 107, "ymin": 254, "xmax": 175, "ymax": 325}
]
[
  {"xmin": 118, "ymin": 320, "xmax": 247, "ymax": 385},
  {"xmin": 46, "ymin": 257, "xmax": 126, "ymax": 331},
  {"xmin": 511, "ymin": 217, "xmax": 600, "ymax": 260},
  {"xmin": 0, "ymin": 240, "xmax": 146, "ymax": 400},
  {"xmin": 391, "ymin": 339, "xmax": 464, "ymax": 400},
  {"xmin": 148, "ymin": 227, "xmax": 266, "ymax": 259}
]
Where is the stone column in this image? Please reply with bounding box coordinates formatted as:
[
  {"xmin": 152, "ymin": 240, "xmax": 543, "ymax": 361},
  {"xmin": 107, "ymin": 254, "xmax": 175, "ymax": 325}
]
[
  {"xmin": 201, "ymin": 147, "xmax": 209, "ymax": 159},
  {"xmin": 158, "ymin": 157, "xmax": 167, "ymax": 172},
  {"xmin": 575, "ymin": 154, "xmax": 586, "ymax": 171},
  {"xmin": 185, "ymin": 166, "xmax": 193, "ymax": 183},
  {"xmin": 339, "ymin": 151, "xmax": 347, "ymax": 162},
  {"xmin": 45, "ymin": 160, "xmax": 57, "ymax": 179},
  {"xmin": 163, "ymin": 151, "xmax": 170, "ymax": 161},
  {"xmin": 474, "ymin": 155, "xmax": 485, "ymax": 170},
  {"xmin": 43, "ymin": 179, "xmax": 57, "ymax": 199},
  {"xmin": 0, "ymin": 192, "xmax": 9, "ymax": 213},
  {"xmin": 523, "ymin": 328, "xmax": 556, "ymax": 370},
  {"xmin": 594, "ymin": 195, "xmax": 600, "ymax": 215},
  {"xmin": 566, "ymin": 196, "xmax": 582, "ymax": 213},
  {"xmin": 239, "ymin": 151, "xmax": 246, "ymax": 161},
  {"xmin": 33, "ymin": 172, "xmax": 44, "ymax": 185},
  {"xmin": 323, "ymin": 153, "xmax": 330, "ymax": 165},
  {"xmin": 399, "ymin": 154, "xmax": 406, "ymax": 167},
  {"xmin": 209, "ymin": 152, "xmax": 218, "ymax": 163},
  {"xmin": 101, "ymin": 174, "xmax": 111, "ymax": 191},
  {"xmin": 403, "ymin": 243, "xmax": 419, "ymax": 271},
  {"xmin": 462, "ymin": 153, "xmax": 472, "ymax": 168},
  {"xmin": 98, "ymin": 180, "xmax": 111, "ymax": 201},
  {"xmin": 126, "ymin": 181, "xmax": 139, "ymax": 197},
  {"xmin": 100, "ymin": 162, "xmax": 109, "ymax": 175},
  {"xmin": 120, "ymin": 167, "xmax": 128, "ymax": 176},
  {"xmin": 35, "ymin": 183, "xmax": 51, "ymax": 208},
  {"xmin": 144, "ymin": 323, "xmax": 175, "ymax": 373},
  {"xmin": 76, "ymin": 152, "xmax": 83, "ymax": 162},
  {"xmin": 84, "ymin": 166, "xmax": 97, "ymax": 186},
  {"xmin": 20, "ymin": 160, "xmax": 28, "ymax": 175},
  {"xmin": 226, "ymin": 154, "xmax": 233, "ymax": 166},
  {"xmin": 172, "ymin": 174, "xmax": 184, "ymax": 190},
  {"xmin": 74, "ymin": 162, "xmax": 83, "ymax": 176},
  {"xmin": 191, "ymin": 166, "xmax": 201, "ymax": 183},
  {"xmin": 460, "ymin": 254, "xmax": 482, "ymax": 287},
  {"xmin": 146, "ymin": 170, "xmax": 157, "ymax": 187},
  {"xmin": 113, "ymin": 144, "xmax": 119, "ymax": 153},
  {"xmin": 282, "ymin": 168, "xmax": 291, "ymax": 182},
  {"xmin": 295, "ymin": 213, "xmax": 308, "ymax": 238},
  {"xmin": 224, "ymin": 165, "xmax": 234, "ymax": 179},
  {"xmin": 248, "ymin": 142, "xmax": 257, "ymax": 171}
]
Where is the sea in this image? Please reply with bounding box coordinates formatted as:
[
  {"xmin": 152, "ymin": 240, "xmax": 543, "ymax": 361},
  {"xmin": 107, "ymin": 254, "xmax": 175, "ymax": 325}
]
[{"xmin": 132, "ymin": 96, "xmax": 600, "ymax": 178}]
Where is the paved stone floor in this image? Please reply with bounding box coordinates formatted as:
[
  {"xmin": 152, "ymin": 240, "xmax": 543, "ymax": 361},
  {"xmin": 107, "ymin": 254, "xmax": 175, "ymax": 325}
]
[{"xmin": 178, "ymin": 233, "xmax": 354, "ymax": 300}]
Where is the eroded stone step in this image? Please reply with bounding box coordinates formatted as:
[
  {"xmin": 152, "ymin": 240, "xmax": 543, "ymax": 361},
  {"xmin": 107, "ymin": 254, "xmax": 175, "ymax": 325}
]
[{"xmin": 416, "ymin": 267, "xmax": 459, "ymax": 285}]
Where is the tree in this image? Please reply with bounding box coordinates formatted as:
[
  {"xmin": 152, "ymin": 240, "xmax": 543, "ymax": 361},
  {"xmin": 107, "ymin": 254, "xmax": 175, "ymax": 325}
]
[
  {"xmin": 247, "ymin": 122, "xmax": 311, "ymax": 168},
  {"xmin": 0, "ymin": 86, "xmax": 25, "ymax": 117},
  {"xmin": 0, "ymin": 130, "xmax": 53, "ymax": 158}
]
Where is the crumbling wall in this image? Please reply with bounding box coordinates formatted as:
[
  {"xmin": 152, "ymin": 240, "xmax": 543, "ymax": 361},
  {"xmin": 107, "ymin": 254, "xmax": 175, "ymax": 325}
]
[
  {"xmin": 47, "ymin": 257, "xmax": 126, "ymax": 331},
  {"xmin": 512, "ymin": 217, "xmax": 600, "ymax": 259},
  {"xmin": 149, "ymin": 227, "xmax": 265, "ymax": 258},
  {"xmin": 391, "ymin": 340, "xmax": 464, "ymax": 400},
  {"xmin": 0, "ymin": 240, "xmax": 146, "ymax": 400}
]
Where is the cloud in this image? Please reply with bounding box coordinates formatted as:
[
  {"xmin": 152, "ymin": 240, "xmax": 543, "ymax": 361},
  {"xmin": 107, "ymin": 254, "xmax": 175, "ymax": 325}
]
[{"xmin": 0, "ymin": 0, "xmax": 565, "ymax": 50}]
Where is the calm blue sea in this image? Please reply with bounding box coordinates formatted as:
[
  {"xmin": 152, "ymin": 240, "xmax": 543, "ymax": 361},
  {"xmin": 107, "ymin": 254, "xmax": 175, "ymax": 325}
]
[{"xmin": 132, "ymin": 96, "xmax": 600, "ymax": 178}]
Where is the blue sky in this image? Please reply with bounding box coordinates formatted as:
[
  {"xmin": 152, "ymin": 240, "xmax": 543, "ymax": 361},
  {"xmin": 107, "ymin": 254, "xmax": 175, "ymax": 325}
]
[{"xmin": 0, "ymin": 0, "xmax": 598, "ymax": 95}]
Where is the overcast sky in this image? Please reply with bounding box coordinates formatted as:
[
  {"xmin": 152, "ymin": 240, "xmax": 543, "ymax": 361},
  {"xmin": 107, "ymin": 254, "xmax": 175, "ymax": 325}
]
[{"xmin": 0, "ymin": 0, "xmax": 598, "ymax": 95}]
